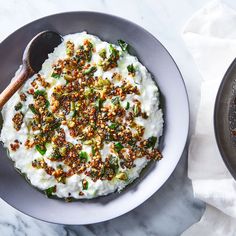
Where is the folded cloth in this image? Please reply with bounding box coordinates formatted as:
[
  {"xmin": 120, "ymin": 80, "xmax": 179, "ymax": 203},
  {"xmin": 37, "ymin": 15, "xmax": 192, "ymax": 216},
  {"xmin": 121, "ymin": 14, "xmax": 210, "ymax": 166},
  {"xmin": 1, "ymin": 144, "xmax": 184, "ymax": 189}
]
[{"xmin": 182, "ymin": 0, "xmax": 236, "ymax": 235}]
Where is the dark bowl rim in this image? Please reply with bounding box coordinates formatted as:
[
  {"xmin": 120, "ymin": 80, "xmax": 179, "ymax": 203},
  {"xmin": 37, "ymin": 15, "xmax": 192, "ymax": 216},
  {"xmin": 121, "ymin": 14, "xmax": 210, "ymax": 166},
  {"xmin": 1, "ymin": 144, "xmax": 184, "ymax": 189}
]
[{"xmin": 214, "ymin": 58, "xmax": 236, "ymax": 179}]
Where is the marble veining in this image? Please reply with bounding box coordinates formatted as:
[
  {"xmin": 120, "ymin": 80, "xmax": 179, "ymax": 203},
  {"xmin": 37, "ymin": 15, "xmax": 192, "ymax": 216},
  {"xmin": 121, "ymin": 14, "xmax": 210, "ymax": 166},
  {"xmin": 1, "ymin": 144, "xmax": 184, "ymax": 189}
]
[{"xmin": 0, "ymin": 0, "xmax": 220, "ymax": 235}]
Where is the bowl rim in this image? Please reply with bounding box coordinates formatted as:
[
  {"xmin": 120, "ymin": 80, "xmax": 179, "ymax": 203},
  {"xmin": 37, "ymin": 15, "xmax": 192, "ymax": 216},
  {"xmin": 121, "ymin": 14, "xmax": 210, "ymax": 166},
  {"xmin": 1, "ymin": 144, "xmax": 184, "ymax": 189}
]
[{"xmin": 214, "ymin": 58, "xmax": 236, "ymax": 179}]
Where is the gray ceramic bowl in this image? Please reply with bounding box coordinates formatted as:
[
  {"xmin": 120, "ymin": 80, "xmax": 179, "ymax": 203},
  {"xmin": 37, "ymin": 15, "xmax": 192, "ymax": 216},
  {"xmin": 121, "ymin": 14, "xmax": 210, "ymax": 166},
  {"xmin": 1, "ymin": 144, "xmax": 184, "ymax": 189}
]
[
  {"xmin": 214, "ymin": 58, "xmax": 236, "ymax": 179},
  {"xmin": 0, "ymin": 12, "xmax": 189, "ymax": 225}
]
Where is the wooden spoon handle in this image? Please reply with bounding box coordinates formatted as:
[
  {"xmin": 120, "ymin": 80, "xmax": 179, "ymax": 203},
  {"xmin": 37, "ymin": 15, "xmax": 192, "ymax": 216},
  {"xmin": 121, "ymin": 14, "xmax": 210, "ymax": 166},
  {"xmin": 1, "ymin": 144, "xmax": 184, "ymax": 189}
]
[{"xmin": 0, "ymin": 67, "xmax": 31, "ymax": 109}]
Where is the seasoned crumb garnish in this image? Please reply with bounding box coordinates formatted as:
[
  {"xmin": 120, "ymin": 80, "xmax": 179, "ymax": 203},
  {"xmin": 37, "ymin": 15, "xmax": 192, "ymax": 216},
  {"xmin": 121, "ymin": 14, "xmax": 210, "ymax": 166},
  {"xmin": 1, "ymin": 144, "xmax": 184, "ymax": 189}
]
[
  {"xmin": 20, "ymin": 93, "xmax": 27, "ymax": 101},
  {"xmin": 12, "ymin": 112, "xmax": 24, "ymax": 131},
  {"xmin": 11, "ymin": 38, "xmax": 163, "ymax": 185},
  {"xmin": 10, "ymin": 140, "xmax": 20, "ymax": 151}
]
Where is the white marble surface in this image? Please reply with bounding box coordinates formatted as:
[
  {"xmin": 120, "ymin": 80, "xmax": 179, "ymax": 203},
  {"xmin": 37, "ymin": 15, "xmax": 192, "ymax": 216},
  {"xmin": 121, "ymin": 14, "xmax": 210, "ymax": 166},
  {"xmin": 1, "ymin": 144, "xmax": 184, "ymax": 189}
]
[{"xmin": 1, "ymin": 0, "xmax": 234, "ymax": 235}]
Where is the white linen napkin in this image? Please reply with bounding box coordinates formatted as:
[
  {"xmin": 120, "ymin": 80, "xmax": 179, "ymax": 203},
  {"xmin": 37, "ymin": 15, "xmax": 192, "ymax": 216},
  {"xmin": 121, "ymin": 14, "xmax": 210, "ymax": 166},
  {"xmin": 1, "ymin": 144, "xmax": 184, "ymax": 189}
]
[{"xmin": 182, "ymin": 1, "xmax": 236, "ymax": 235}]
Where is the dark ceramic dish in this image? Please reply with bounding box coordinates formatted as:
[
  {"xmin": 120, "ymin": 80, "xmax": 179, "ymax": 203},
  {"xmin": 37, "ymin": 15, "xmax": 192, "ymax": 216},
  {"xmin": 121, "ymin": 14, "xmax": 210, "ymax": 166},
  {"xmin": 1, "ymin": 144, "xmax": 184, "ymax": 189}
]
[
  {"xmin": 215, "ymin": 58, "xmax": 236, "ymax": 179},
  {"xmin": 0, "ymin": 12, "xmax": 189, "ymax": 224}
]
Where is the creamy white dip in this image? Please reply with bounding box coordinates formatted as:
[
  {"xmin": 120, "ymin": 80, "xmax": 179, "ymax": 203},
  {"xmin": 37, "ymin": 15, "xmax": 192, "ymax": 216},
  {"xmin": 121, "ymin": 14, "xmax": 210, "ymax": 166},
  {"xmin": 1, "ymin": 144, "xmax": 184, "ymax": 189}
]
[{"xmin": 0, "ymin": 32, "xmax": 163, "ymax": 199}]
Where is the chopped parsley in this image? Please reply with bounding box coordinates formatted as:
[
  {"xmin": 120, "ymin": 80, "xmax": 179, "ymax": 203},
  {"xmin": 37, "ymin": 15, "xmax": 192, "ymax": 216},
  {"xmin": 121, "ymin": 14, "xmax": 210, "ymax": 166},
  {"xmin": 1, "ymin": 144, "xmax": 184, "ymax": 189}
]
[
  {"xmin": 127, "ymin": 64, "xmax": 136, "ymax": 74},
  {"xmin": 125, "ymin": 102, "xmax": 130, "ymax": 110},
  {"xmin": 45, "ymin": 100, "xmax": 50, "ymax": 108},
  {"xmin": 111, "ymin": 97, "xmax": 120, "ymax": 105},
  {"xmin": 83, "ymin": 66, "xmax": 97, "ymax": 75},
  {"xmin": 14, "ymin": 102, "xmax": 22, "ymax": 111},
  {"xmin": 109, "ymin": 155, "xmax": 119, "ymax": 172},
  {"xmin": 109, "ymin": 123, "xmax": 118, "ymax": 130},
  {"xmin": 133, "ymin": 104, "xmax": 139, "ymax": 117},
  {"xmin": 114, "ymin": 142, "xmax": 124, "ymax": 152},
  {"xmin": 79, "ymin": 151, "xmax": 88, "ymax": 162},
  {"xmin": 51, "ymin": 119, "xmax": 61, "ymax": 130},
  {"xmin": 146, "ymin": 136, "xmax": 157, "ymax": 149},
  {"xmin": 99, "ymin": 48, "xmax": 106, "ymax": 59},
  {"xmin": 28, "ymin": 104, "xmax": 38, "ymax": 114},
  {"xmin": 45, "ymin": 186, "xmax": 56, "ymax": 197},
  {"xmin": 35, "ymin": 144, "xmax": 47, "ymax": 155},
  {"xmin": 109, "ymin": 44, "xmax": 119, "ymax": 58},
  {"xmin": 117, "ymin": 39, "xmax": 129, "ymax": 51},
  {"xmin": 34, "ymin": 90, "xmax": 46, "ymax": 97},
  {"xmin": 51, "ymin": 73, "xmax": 60, "ymax": 79}
]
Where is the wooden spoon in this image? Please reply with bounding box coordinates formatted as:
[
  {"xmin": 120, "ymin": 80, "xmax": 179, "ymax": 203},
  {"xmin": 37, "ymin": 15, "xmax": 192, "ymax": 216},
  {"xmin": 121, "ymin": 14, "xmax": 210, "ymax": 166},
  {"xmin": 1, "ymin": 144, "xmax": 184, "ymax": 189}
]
[{"xmin": 0, "ymin": 30, "xmax": 62, "ymax": 108}]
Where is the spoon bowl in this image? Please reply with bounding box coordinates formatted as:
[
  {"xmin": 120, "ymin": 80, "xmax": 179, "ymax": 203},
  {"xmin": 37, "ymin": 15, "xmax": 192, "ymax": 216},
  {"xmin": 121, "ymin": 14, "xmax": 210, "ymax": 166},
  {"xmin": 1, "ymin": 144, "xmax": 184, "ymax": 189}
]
[
  {"xmin": 23, "ymin": 30, "xmax": 62, "ymax": 73},
  {"xmin": 0, "ymin": 30, "xmax": 62, "ymax": 108}
]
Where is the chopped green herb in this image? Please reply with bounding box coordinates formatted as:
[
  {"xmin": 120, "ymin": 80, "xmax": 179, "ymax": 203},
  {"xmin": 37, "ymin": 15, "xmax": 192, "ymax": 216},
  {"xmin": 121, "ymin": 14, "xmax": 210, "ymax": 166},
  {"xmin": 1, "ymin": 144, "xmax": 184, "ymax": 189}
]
[
  {"xmin": 52, "ymin": 149, "xmax": 61, "ymax": 159},
  {"xmin": 51, "ymin": 73, "xmax": 60, "ymax": 79},
  {"xmin": 105, "ymin": 133, "xmax": 114, "ymax": 142},
  {"xmin": 45, "ymin": 100, "xmax": 50, "ymax": 108},
  {"xmin": 87, "ymin": 50, "xmax": 93, "ymax": 62},
  {"xmin": 72, "ymin": 110, "xmax": 77, "ymax": 117},
  {"xmin": 128, "ymin": 139, "xmax": 136, "ymax": 146},
  {"xmin": 109, "ymin": 155, "xmax": 119, "ymax": 172},
  {"xmin": 82, "ymin": 180, "xmax": 89, "ymax": 190},
  {"xmin": 58, "ymin": 164, "xmax": 63, "ymax": 169},
  {"xmin": 35, "ymin": 144, "xmax": 47, "ymax": 155},
  {"xmin": 100, "ymin": 166, "xmax": 105, "ymax": 176},
  {"xmin": 109, "ymin": 123, "xmax": 118, "ymax": 129},
  {"xmin": 28, "ymin": 104, "xmax": 38, "ymax": 114},
  {"xmin": 34, "ymin": 90, "xmax": 46, "ymax": 97},
  {"xmin": 117, "ymin": 39, "xmax": 129, "ymax": 51},
  {"xmin": 133, "ymin": 104, "xmax": 139, "ymax": 117},
  {"xmin": 146, "ymin": 136, "xmax": 157, "ymax": 149},
  {"xmin": 99, "ymin": 48, "xmax": 107, "ymax": 59},
  {"xmin": 83, "ymin": 66, "xmax": 97, "ymax": 75},
  {"xmin": 70, "ymin": 101, "xmax": 75, "ymax": 111},
  {"xmin": 59, "ymin": 146, "xmax": 67, "ymax": 156},
  {"xmin": 127, "ymin": 64, "xmax": 136, "ymax": 74},
  {"xmin": 125, "ymin": 102, "xmax": 130, "ymax": 110},
  {"xmin": 89, "ymin": 168, "xmax": 98, "ymax": 178},
  {"xmin": 51, "ymin": 120, "xmax": 61, "ymax": 130},
  {"xmin": 86, "ymin": 41, "xmax": 94, "ymax": 62},
  {"xmin": 109, "ymin": 44, "xmax": 119, "ymax": 58},
  {"xmin": 79, "ymin": 151, "xmax": 88, "ymax": 162},
  {"xmin": 45, "ymin": 186, "xmax": 56, "ymax": 197},
  {"xmin": 95, "ymin": 98, "xmax": 103, "ymax": 110},
  {"xmin": 111, "ymin": 97, "xmax": 120, "ymax": 105},
  {"xmin": 114, "ymin": 142, "xmax": 124, "ymax": 152},
  {"xmin": 66, "ymin": 48, "xmax": 72, "ymax": 56},
  {"xmin": 14, "ymin": 102, "xmax": 22, "ymax": 111}
]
